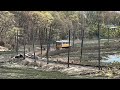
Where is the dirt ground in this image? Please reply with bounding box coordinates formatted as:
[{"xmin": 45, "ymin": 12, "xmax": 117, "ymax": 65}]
[
  {"xmin": 1, "ymin": 41, "xmax": 120, "ymax": 79},
  {"xmin": 0, "ymin": 46, "xmax": 9, "ymax": 51},
  {"xmin": 1, "ymin": 55, "xmax": 119, "ymax": 79}
]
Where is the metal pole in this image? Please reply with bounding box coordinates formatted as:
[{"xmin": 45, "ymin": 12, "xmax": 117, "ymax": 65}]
[
  {"xmin": 108, "ymin": 28, "xmax": 110, "ymax": 43},
  {"xmin": 73, "ymin": 31, "xmax": 75, "ymax": 47},
  {"xmin": 80, "ymin": 29, "xmax": 84, "ymax": 60},
  {"xmin": 16, "ymin": 29, "xmax": 18, "ymax": 55},
  {"xmin": 41, "ymin": 29, "xmax": 43, "ymax": 56},
  {"xmin": 80, "ymin": 14, "xmax": 85, "ymax": 61},
  {"xmin": 32, "ymin": 29, "xmax": 36, "ymax": 61},
  {"xmin": 39, "ymin": 29, "xmax": 43, "ymax": 56},
  {"xmin": 98, "ymin": 20, "xmax": 101, "ymax": 70},
  {"xmin": 46, "ymin": 28, "xmax": 49, "ymax": 64},
  {"xmin": 14, "ymin": 32, "xmax": 16, "ymax": 51},
  {"xmin": 48, "ymin": 25, "xmax": 51, "ymax": 51},
  {"xmin": 23, "ymin": 29, "xmax": 26, "ymax": 59},
  {"xmin": 68, "ymin": 29, "xmax": 70, "ymax": 68}
]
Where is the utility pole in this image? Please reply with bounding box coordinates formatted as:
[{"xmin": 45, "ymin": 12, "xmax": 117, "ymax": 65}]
[{"xmin": 68, "ymin": 29, "xmax": 70, "ymax": 68}]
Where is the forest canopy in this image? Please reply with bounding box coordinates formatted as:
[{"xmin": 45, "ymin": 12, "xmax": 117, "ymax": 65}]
[{"xmin": 0, "ymin": 11, "xmax": 120, "ymax": 48}]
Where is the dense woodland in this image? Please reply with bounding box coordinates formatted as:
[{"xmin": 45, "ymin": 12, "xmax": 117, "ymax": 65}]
[{"xmin": 0, "ymin": 11, "xmax": 120, "ymax": 49}]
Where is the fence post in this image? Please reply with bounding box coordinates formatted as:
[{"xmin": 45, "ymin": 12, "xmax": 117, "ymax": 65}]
[
  {"xmin": 68, "ymin": 29, "xmax": 70, "ymax": 68},
  {"xmin": 98, "ymin": 19, "xmax": 101, "ymax": 70},
  {"xmin": 46, "ymin": 28, "xmax": 49, "ymax": 64},
  {"xmin": 16, "ymin": 29, "xmax": 18, "ymax": 55}
]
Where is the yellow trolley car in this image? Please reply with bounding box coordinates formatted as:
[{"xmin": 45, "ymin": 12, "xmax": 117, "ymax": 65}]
[{"xmin": 56, "ymin": 40, "xmax": 72, "ymax": 50}]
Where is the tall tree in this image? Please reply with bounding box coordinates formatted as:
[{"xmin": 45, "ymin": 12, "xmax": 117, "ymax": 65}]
[
  {"xmin": 80, "ymin": 11, "xmax": 86, "ymax": 61},
  {"xmin": 0, "ymin": 11, "xmax": 15, "ymax": 42}
]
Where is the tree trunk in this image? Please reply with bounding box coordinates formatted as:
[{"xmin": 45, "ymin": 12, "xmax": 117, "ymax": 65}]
[{"xmin": 39, "ymin": 28, "xmax": 43, "ymax": 56}]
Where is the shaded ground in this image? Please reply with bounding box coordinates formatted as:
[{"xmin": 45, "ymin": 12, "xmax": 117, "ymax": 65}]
[
  {"xmin": 0, "ymin": 62, "xmax": 109, "ymax": 79},
  {"xmin": 0, "ymin": 66, "xmax": 74, "ymax": 79}
]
